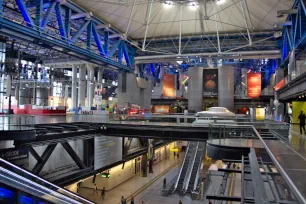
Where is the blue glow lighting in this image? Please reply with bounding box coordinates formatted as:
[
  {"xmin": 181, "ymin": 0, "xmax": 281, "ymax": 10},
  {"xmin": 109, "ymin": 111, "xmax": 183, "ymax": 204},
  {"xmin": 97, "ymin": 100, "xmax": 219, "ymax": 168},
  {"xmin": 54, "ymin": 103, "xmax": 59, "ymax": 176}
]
[
  {"xmin": 0, "ymin": 188, "xmax": 14, "ymax": 199},
  {"xmin": 19, "ymin": 195, "xmax": 35, "ymax": 204}
]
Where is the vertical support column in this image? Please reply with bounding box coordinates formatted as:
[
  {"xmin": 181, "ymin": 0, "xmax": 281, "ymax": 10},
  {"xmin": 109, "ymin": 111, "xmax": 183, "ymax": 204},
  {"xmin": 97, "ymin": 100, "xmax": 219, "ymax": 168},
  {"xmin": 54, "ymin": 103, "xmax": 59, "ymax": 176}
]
[
  {"xmin": 97, "ymin": 68, "xmax": 104, "ymax": 88},
  {"xmin": 64, "ymin": 84, "xmax": 69, "ymax": 106},
  {"xmin": 86, "ymin": 64, "xmax": 95, "ymax": 108},
  {"xmin": 72, "ymin": 65, "xmax": 77, "ymax": 110},
  {"xmin": 218, "ymin": 66, "xmax": 234, "ymax": 111},
  {"xmin": 104, "ymin": 30, "xmax": 109, "ymax": 56},
  {"xmin": 118, "ymin": 41, "xmax": 123, "ymax": 64},
  {"xmin": 36, "ymin": 88, "xmax": 48, "ymax": 106},
  {"xmin": 15, "ymin": 83, "xmax": 20, "ymax": 107},
  {"xmin": 141, "ymin": 153, "xmax": 148, "ymax": 177},
  {"xmin": 188, "ymin": 67, "xmax": 203, "ymax": 112},
  {"xmin": 78, "ymin": 65, "xmax": 86, "ymax": 107},
  {"xmin": 65, "ymin": 7, "xmax": 71, "ymax": 40},
  {"xmin": 87, "ymin": 22, "xmax": 92, "ymax": 51}
]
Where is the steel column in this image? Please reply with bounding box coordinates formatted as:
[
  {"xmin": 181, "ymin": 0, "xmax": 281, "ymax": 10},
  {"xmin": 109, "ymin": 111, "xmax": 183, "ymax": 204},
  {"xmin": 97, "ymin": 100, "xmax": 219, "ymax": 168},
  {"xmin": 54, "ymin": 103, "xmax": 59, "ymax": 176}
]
[
  {"xmin": 35, "ymin": 0, "xmax": 43, "ymax": 28},
  {"xmin": 61, "ymin": 142, "xmax": 87, "ymax": 169},
  {"xmin": 142, "ymin": 0, "xmax": 153, "ymax": 51},
  {"xmin": 65, "ymin": 7, "xmax": 71, "ymax": 39},
  {"xmin": 41, "ymin": 1, "xmax": 56, "ymax": 29},
  {"xmin": 92, "ymin": 23, "xmax": 105, "ymax": 55},
  {"xmin": 16, "ymin": 0, "xmax": 34, "ymax": 27},
  {"xmin": 104, "ymin": 30, "xmax": 109, "ymax": 56},
  {"xmin": 55, "ymin": 2, "xmax": 66, "ymax": 40},
  {"xmin": 87, "ymin": 22, "xmax": 93, "ymax": 50}
]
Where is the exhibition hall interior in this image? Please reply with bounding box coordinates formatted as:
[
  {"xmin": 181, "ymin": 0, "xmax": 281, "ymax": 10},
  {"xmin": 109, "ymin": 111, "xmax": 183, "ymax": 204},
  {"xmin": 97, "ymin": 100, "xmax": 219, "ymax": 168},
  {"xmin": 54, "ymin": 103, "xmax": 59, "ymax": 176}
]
[{"xmin": 0, "ymin": 0, "xmax": 306, "ymax": 203}]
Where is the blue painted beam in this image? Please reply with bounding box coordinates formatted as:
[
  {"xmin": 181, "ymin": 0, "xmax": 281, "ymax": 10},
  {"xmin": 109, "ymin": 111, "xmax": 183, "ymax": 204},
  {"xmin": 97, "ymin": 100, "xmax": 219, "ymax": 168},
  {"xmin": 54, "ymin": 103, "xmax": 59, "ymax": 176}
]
[
  {"xmin": 122, "ymin": 41, "xmax": 131, "ymax": 66},
  {"xmin": 35, "ymin": 0, "xmax": 43, "ymax": 27},
  {"xmin": 118, "ymin": 41, "xmax": 123, "ymax": 64},
  {"xmin": 0, "ymin": 0, "xmax": 2, "ymax": 18},
  {"xmin": 16, "ymin": 0, "xmax": 34, "ymax": 27},
  {"xmin": 70, "ymin": 20, "xmax": 90, "ymax": 44},
  {"xmin": 129, "ymin": 46, "xmax": 136, "ymax": 66},
  {"xmin": 108, "ymin": 40, "xmax": 121, "ymax": 59},
  {"xmin": 55, "ymin": 2, "xmax": 66, "ymax": 40},
  {"xmin": 64, "ymin": 7, "xmax": 71, "ymax": 39},
  {"xmin": 41, "ymin": 1, "xmax": 56, "ymax": 29},
  {"xmin": 104, "ymin": 30, "xmax": 109, "ymax": 57},
  {"xmin": 92, "ymin": 23, "xmax": 105, "ymax": 55},
  {"xmin": 87, "ymin": 21, "xmax": 92, "ymax": 50}
]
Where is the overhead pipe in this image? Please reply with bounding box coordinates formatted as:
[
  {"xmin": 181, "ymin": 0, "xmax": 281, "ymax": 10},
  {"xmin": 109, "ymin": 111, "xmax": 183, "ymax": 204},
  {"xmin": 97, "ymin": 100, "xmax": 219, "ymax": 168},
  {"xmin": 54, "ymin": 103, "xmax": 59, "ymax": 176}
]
[{"xmin": 134, "ymin": 50, "xmax": 281, "ymax": 60}]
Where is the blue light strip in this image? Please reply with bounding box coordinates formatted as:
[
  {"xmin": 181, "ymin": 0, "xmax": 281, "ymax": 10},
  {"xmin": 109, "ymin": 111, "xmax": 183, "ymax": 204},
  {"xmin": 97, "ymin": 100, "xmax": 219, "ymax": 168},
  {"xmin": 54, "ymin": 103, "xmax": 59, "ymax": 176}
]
[
  {"xmin": 92, "ymin": 23, "xmax": 105, "ymax": 55},
  {"xmin": 0, "ymin": 187, "xmax": 14, "ymax": 199},
  {"xmin": 16, "ymin": 0, "xmax": 34, "ymax": 27},
  {"xmin": 55, "ymin": 2, "xmax": 66, "ymax": 40},
  {"xmin": 40, "ymin": 1, "xmax": 56, "ymax": 29}
]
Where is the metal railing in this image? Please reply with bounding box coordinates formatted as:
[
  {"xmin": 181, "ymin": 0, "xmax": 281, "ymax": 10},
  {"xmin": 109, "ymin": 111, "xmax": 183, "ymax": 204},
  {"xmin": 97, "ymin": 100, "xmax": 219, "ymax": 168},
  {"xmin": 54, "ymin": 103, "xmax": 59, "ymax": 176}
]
[
  {"xmin": 208, "ymin": 123, "xmax": 305, "ymax": 204},
  {"xmin": 0, "ymin": 115, "xmax": 35, "ymax": 130}
]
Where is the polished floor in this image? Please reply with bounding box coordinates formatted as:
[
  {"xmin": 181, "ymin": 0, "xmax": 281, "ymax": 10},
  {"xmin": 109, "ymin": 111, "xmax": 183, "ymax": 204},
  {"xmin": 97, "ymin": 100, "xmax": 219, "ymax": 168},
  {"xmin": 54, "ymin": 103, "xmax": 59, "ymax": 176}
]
[{"xmin": 78, "ymin": 157, "xmax": 183, "ymax": 204}]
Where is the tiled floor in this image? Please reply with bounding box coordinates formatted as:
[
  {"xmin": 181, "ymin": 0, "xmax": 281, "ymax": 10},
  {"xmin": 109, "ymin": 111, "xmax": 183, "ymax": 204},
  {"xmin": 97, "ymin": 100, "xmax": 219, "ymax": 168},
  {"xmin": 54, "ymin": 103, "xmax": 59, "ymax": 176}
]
[{"xmin": 78, "ymin": 158, "xmax": 180, "ymax": 204}]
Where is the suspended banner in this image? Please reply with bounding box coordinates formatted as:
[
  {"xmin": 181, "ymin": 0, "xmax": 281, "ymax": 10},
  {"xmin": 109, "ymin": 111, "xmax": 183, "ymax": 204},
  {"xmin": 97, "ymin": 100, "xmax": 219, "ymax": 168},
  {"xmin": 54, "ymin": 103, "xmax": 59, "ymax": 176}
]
[
  {"xmin": 162, "ymin": 74, "xmax": 175, "ymax": 97},
  {"xmin": 247, "ymin": 73, "xmax": 261, "ymax": 98},
  {"xmin": 203, "ymin": 69, "xmax": 218, "ymax": 96}
]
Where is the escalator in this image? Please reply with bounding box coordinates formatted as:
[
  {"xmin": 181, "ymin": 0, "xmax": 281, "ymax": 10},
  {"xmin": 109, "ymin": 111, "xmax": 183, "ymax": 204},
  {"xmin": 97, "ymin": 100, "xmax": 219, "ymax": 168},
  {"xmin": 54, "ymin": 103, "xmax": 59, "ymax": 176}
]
[
  {"xmin": 173, "ymin": 141, "xmax": 198, "ymax": 194},
  {"xmin": 0, "ymin": 158, "xmax": 94, "ymax": 204},
  {"xmin": 187, "ymin": 142, "xmax": 206, "ymax": 192}
]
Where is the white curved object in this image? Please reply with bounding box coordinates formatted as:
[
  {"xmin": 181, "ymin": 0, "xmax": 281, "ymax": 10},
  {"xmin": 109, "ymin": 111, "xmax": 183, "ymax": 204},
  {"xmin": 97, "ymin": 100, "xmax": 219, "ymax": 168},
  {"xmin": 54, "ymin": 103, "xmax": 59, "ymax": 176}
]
[{"xmin": 195, "ymin": 107, "xmax": 235, "ymax": 117}]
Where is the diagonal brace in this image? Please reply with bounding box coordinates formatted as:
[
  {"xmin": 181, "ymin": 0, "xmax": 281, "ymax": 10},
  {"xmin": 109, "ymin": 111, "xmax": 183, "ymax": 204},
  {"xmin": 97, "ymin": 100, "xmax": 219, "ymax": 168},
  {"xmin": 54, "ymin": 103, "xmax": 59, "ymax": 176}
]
[
  {"xmin": 61, "ymin": 142, "xmax": 86, "ymax": 169},
  {"xmin": 32, "ymin": 144, "xmax": 57, "ymax": 174}
]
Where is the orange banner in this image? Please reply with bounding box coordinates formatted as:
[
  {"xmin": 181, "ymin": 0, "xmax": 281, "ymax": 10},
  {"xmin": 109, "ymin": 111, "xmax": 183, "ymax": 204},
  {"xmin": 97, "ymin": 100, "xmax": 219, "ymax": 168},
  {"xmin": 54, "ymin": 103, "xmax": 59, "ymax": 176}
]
[
  {"xmin": 274, "ymin": 79, "xmax": 285, "ymax": 91},
  {"xmin": 163, "ymin": 74, "xmax": 175, "ymax": 97},
  {"xmin": 247, "ymin": 73, "xmax": 261, "ymax": 98},
  {"xmin": 154, "ymin": 105, "xmax": 170, "ymax": 114}
]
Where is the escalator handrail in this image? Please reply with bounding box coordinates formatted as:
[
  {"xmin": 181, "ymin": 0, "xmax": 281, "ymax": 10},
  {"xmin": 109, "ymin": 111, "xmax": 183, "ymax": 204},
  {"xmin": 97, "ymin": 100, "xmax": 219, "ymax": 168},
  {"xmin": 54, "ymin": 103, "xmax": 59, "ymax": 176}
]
[
  {"xmin": 173, "ymin": 142, "xmax": 191, "ymax": 191},
  {"xmin": 0, "ymin": 158, "xmax": 94, "ymax": 204},
  {"xmin": 182, "ymin": 142, "xmax": 199, "ymax": 193},
  {"xmin": 192, "ymin": 142, "xmax": 205, "ymax": 191}
]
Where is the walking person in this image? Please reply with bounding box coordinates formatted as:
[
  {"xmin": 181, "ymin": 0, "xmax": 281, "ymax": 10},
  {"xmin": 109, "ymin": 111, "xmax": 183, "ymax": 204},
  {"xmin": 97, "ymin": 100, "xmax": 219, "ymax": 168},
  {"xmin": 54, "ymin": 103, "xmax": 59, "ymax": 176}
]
[
  {"xmin": 163, "ymin": 177, "xmax": 167, "ymax": 188},
  {"xmin": 101, "ymin": 187, "xmax": 105, "ymax": 200},
  {"xmin": 298, "ymin": 110, "xmax": 306, "ymax": 134},
  {"xmin": 130, "ymin": 196, "xmax": 135, "ymax": 204},
  {"xmin": 121, "ymin": 196, "xmax": 126, "ymax": 204},
  {"xmin": 178, "ymin": 200, "xmax": 183, "ymax": 204},
  {"xmin": 93, "ymin": 184, "xmax": 98, "ymax": 196}
]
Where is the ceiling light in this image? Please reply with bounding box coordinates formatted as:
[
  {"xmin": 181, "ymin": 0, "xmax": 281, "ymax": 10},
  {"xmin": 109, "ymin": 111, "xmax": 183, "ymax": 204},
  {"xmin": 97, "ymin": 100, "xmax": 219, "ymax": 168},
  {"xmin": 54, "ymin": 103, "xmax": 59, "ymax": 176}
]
[
  {"xmin": 164, "ymin": 1, "xmax": 172, "ymax": 8},
  {"xmin": 216, "ymin": 0, "xmax": 226, "ymax": 5}
]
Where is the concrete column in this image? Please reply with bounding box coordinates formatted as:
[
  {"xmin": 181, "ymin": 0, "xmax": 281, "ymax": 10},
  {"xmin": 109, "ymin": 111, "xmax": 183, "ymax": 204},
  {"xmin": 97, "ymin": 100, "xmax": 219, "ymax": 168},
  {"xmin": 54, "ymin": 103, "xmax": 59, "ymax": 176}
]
[
  {"xmin": 64, "ymin": 84, "xmax": 69, "ymax": 106},
  {"xmin": 78, "ymin": 66, "xmax": 86, "ymax": 107},
  {"xmin": 36, "ymin": 88, "xmax": 48, "ymax": 106},
  {"xmin": 117, "ymin": 72, "xmax": 152, "ymax": 109},
  {"xmin": 72, "ymin": 65, "xmax": 78, "ymax": 109},
  {"xmin": 275, "ymin": 68, "xmax": 284, "ymax": 84},
  {"xmin": 15, "ymin": 83, "xmax": 20, "ymax": 107},
  {"xmin": 218, "ymin": 66, "xmax": 235, "ymax": 111},
  {"xmin": 188, "ymin": 67, "xmax": 204, "ymax": 112},
  {"xmin": 141, "ymin": 154, "xmax": 148, "ymax": 177},
  {"xmin": 19, "ymin": 87, "xmax": 33, "ymax": 105},
  {"xmin": 97, "ymin": 68, "xmax": 104, "ymax": 89},
  {"xmin": 86, "ymin": 64, "xmax": 95, "ymax": 108}
]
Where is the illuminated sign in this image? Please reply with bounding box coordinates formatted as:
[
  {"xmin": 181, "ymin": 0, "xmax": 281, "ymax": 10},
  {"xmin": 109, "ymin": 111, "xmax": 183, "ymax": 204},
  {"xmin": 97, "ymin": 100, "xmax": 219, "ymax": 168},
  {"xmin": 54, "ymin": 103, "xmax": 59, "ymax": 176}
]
[
  {"xmin": 203, "ymin": 69, "xmax": 218, "ymax": 96},
  {"xmin": 162, "ymin": 74, "xmax": 175, "ymax": 97},
  {"xmin": 101, "ymin": 172, "xmax": 110, "ymax": 178},
  {"xmin": 247, "ymin": 73, "xmax": 261, "ymax": 98}
]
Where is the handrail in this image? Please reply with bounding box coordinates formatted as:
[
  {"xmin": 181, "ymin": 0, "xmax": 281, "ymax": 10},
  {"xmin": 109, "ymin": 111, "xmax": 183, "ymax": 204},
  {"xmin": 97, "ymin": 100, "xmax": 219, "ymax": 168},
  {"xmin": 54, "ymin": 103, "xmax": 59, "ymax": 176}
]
[
  {"xmin": 192, "ymin": 142, "xmax": 206, "ymax": 191},
  {"xmin": 208, "ymin": 123, "xmax": 306, "ymax": 204},
  {"xmin": 173, "ymin": 142, "xmax": 191, "ymax": 192},
  {"xmin": 182, "ymin": 142, "xmax": 199, "ymax": 193},
  {"xmin": 0, "ymin": 158, "xmax": 94, "ymax": 204}
]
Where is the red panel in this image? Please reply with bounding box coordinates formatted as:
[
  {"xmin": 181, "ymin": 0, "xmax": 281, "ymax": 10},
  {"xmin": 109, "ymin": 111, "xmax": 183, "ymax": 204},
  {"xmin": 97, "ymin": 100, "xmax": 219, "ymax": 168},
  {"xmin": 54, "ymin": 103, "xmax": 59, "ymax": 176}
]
[
  {"xmin": 274, "ymin": 79, "xmax": 285, "ymax": 91},
  {"xmin": 247, "ymin": 73, "xmax": 261, "ymax": 98}
]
